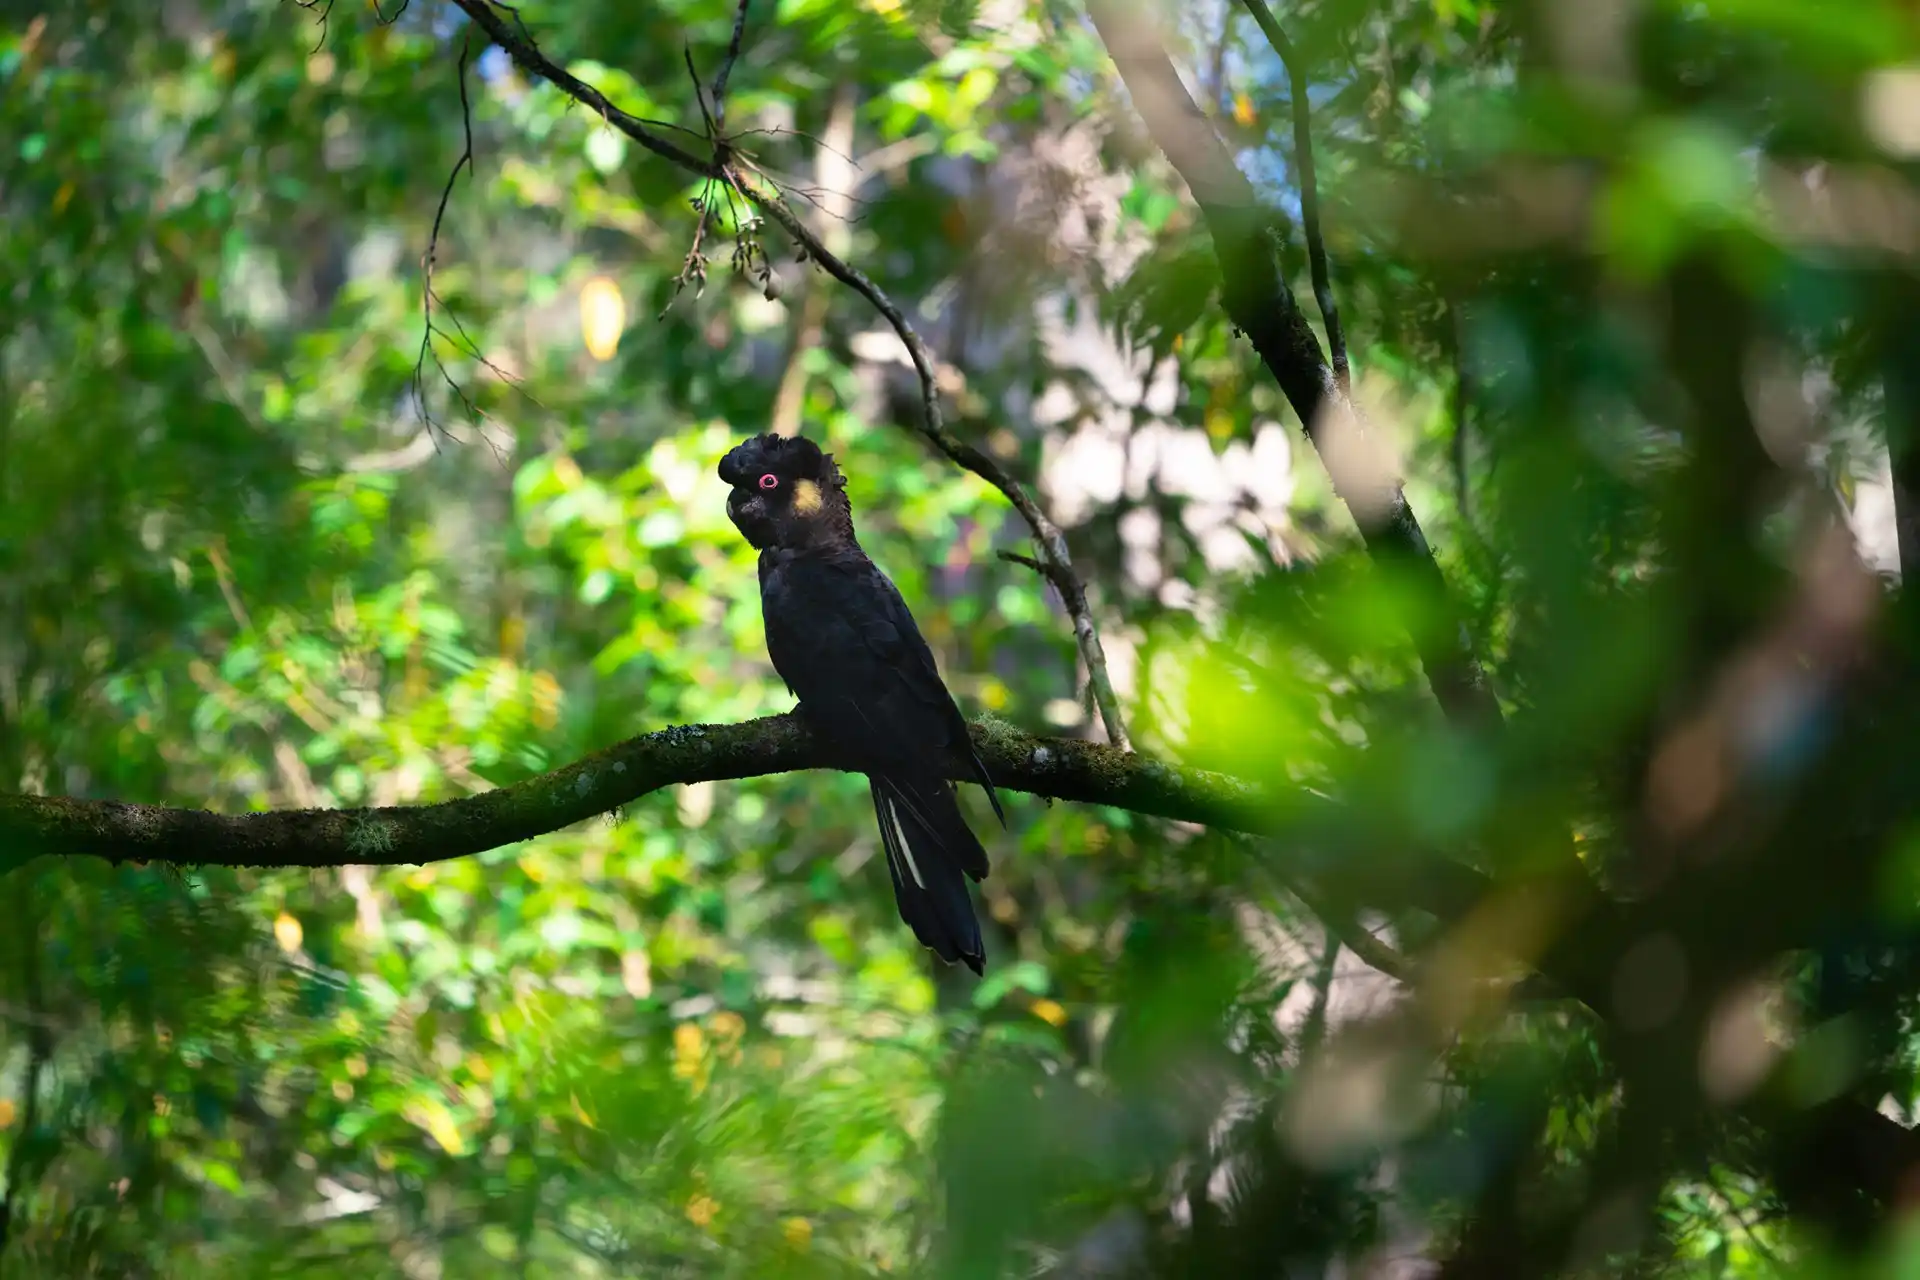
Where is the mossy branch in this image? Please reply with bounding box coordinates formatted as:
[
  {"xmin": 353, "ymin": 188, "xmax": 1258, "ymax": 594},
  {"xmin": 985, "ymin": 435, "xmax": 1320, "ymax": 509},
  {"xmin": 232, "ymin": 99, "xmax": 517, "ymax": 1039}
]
[{"xmin": 0, "ymin": 714, "xmax": 1485, "ymax": 921}]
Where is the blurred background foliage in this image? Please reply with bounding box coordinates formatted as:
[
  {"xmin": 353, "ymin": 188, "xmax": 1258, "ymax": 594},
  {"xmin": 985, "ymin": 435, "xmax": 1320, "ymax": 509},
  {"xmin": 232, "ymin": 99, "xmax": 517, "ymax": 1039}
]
[{"xmin": 6, "ymin": 0, "xmax": 1920, "ymax": 1275}]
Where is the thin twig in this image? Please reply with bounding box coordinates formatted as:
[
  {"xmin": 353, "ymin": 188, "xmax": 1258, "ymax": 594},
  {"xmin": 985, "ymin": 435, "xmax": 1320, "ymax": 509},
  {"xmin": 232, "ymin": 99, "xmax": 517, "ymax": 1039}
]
[
  {"xmin": 412, "ymin": 30, "xmax": 479, "ymax": 443},
  {"xmin": 446, "ymin": 0, "xmax": 1133, "ymax": 751},
  {"xmin": 770, "ymin": 80, "xmax": 856, "ymax": 437},
  {"xmin": 709, "ymin": 0, "xmax": 752, "ymax": 133},
  {"xmin": 1240, "ymin": 0, "xmax": 1347, "ymax": 393},
  {"xmin": 1299, "ymin": 934, "xmax": 1340, "ymax": 1055},
  {"xmin": 1309, "ymin": 901, "xmax": 1411, "ymax": 983},
  {"xmin": 293, "ymin": 0, "xmax": 336, "ymax": 55},
  {"xmin": 662, "ymin": 185, "xmax": 716, "ymax": 315},
  {"xmin": 683, "ymin": 46, "xmax": 717, "ymax": 139},
  {"xmin": 447, "ymin": 3, "xmax": 728, "ymax": 180},
  {"xmin": 404, "ymin": 29, "xmax": 540, "ymax": 458},
  {"xmin": 1246, "ymin": 835, "xmax": 1417, "ymax": 983}
]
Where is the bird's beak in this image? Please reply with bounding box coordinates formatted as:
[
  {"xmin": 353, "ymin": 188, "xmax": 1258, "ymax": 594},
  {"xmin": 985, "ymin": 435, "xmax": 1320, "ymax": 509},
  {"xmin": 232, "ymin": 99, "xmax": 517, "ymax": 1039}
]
[{"xmin": 726, "ymin": 486, "xmax": 772, "ymax": 546}]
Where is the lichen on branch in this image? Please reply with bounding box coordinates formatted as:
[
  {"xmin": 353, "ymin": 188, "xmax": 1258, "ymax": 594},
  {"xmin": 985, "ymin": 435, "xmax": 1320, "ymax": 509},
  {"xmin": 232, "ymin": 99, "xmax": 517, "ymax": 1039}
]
[{"xmin": 0, "ymin": 712, "xmax": 1486, "ymax": 923}]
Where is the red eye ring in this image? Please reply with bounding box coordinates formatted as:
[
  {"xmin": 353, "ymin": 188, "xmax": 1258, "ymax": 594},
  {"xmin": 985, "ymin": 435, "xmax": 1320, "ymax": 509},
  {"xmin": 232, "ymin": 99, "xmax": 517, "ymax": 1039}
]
[{"xmin": 757, "ymin": 473, "xmax": 779, "ymax": 490}]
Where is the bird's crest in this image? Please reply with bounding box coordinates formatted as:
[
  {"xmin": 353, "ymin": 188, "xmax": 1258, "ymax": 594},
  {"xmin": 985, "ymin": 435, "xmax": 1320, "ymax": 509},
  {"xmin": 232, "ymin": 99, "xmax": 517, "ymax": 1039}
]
[{"xmin": 718, "ymin": 433, "xmax": 847, "ymax": 492}]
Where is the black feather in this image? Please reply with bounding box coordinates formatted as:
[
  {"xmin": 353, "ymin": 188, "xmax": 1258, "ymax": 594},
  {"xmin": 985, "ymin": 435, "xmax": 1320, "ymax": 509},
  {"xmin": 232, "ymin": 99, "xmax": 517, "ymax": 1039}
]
[
  {"xmin": 719, "ymin": 432, "xmax": 840, "ymax": 488},
  {"xmin": 872, "ymin": 778, "xmax": 985, "ymax": 973},
  {"xmin": 719, "ymin": 432, "xmax": 1002, "ymax": 972}
]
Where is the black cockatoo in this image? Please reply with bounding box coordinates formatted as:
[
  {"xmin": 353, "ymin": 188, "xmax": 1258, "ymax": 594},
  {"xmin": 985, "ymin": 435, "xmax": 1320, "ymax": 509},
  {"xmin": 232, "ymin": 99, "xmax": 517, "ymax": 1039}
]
[{"xmin": 718, "ymin": 432, "xmax": 1004, "ymax": 973}]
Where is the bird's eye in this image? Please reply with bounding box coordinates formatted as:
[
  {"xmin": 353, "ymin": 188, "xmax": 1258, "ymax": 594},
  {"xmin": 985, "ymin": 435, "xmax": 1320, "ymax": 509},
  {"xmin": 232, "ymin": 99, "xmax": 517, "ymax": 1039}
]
[{"xmin": 758, "ymin": 473, "xmax": 780, "ymax": 491}]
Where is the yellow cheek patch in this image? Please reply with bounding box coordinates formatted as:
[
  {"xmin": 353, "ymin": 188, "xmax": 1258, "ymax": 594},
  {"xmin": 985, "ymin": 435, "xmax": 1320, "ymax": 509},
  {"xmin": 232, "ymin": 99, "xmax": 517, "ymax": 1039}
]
[{"xmin": 792, "ymin": 478, "xmax": 823, "ymax": 516}]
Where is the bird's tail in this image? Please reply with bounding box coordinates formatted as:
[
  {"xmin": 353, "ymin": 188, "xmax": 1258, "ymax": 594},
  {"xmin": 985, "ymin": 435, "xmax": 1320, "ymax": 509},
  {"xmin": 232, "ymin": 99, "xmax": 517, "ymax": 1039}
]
[{"xmin": 870, "ymin": 775, "xmax": 990, "ymax": 975}]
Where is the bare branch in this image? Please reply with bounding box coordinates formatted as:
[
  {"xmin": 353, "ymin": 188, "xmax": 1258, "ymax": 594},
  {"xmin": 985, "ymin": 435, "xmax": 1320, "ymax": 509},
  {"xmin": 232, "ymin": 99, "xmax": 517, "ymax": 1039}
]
[
  {"xmin": 443, "ymin": 0, "xmax": 1132, "ymax": 751},
  {"xmin": 1297, "ymin": 895, "xmax": 1414, "ymax": 984},
  {"xmin": 1238, "ymin": 831, "xmax": 1419, "ymax": 982},
  {"xmin": 769, "ymin": 83, "xmax": 856, "ymax": 438},
  {"xmin": 708, "ymin": 0, "xmax": 753, "ymax": 132},
  {"xmin": 1298, "ymin": 934, "xmax": 1340, "ymax": 1054},
  {"xmin": 345, "ymin": 418, "xmax": 513, "ymax": 474},
  {"xmin": 1084, "ymin": 0, "xmax": 1499, "ymax": 734},
  {"xmin": 446, "ymin": 2, "xmax": 715, "ymax": 174},
  {"xmin": 413, "ymin": 30, "xmax": 479, "ymax": 442},
  {"xmin": 1239, "ymin": 0, "xmax": 1347, "ymax": 392},
  {"xmin": 293, "ymin": 0, "xmax": 336, "ymax": 55}
]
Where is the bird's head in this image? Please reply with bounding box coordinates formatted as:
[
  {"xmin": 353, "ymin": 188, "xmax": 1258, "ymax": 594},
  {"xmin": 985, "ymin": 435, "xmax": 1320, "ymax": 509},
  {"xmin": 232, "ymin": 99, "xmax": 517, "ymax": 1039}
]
[{"xmin": 717, "ymin": 432, "xmax": 852, "ymax": 550}]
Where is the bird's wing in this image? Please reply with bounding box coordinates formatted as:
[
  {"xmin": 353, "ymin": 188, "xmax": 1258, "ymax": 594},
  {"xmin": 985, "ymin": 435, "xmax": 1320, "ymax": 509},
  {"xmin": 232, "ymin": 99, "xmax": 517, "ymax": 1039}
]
[
  {"xmin": 864, "ymin": 567, "xmax": 1007, "ymax": 827},
  {"xmin": 764, "ymin": 553, "xmax": 1004, "ymax": 821}
]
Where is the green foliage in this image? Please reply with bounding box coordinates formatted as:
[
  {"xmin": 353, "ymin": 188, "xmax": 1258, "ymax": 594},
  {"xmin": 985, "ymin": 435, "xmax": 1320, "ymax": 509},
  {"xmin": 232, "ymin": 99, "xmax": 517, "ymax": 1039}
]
[{"xmin": 5, "ymin": 0, "xmax": 1920, "ymax": 1275}]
